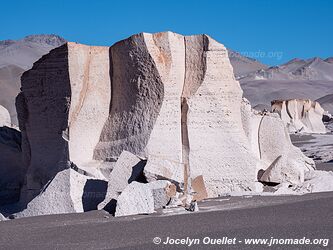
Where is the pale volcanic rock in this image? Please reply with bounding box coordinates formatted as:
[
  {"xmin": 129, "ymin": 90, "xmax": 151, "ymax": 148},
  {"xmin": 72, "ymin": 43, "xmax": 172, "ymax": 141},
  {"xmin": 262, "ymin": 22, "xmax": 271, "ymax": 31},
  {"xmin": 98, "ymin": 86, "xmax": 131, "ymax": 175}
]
[
  {"xmin": 258, "ymin": 115, "xmax": 314, "ymax": 184},
  {"xmin": 67, "ymin": 43, "xmax": 111, "ymax": 166},
  {"xmin": 98, "ymin": 151, "xmax": 146, "ymax": 211},
  {"xmin": 296, "ymin": 171, "xmax": 333, "ymax": 193},
  {"xmin": 144, "ymin": 34, "xmax": 260, "ymax": 196},
  {"xmin": 0, "ymin": 105, "xmax": 11, "ymax": 127},
  {"xmin": 271, "ymin": 99, "xmax": 326, "ymax": 134},
  {"xmin": 15, "ymin": 31, "xmax": 316, "ymax": 214},
  {"xmin": 184, "ymin": 35, "xmax": 259, "ymax": 197},
  {"xmin": 143, "ymin": 32, "xmax": 184, "ymax": 180},
  {"xmin": 115, "ymin": 180, "xmax": 176, "ymax": 217},
  {"xmin": 17, "ymin": 43, "xmax": 110, "ymax": 200},
  {"xmin": 240, "ymin": 99, "xmax": 315, "ymax": 185},
  {"xmin": 15, "ymin": 169, "xmax": 107, "ymax": 217},
  {"xmin": 273, "ymin": 171, "xmax": 333, "ymax": 195}
]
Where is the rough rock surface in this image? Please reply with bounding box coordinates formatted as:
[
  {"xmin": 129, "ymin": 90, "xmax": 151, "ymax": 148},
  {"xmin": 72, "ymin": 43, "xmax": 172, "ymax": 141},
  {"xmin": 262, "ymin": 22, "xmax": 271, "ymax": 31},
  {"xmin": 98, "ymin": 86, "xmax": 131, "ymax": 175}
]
[
  {"xmin": 258, "ymin": 115, "xmax": 315, "ymax": 184},
  {"xmin": 17, "ymin": 42, "xmax": 111, "ymax": 201},
  {"xmin": 273, "ymin": 171, "xmax": 333, "ymax": 195},
  {"xmin": 15, "ymin": 169, "xmax": 107, "ymax": 218},
  {"xmin": 295, "ymin": 170, "xmax": 333, "ymax": 193},
  {"xmin": 98, "ymin": 151, "xmax": 146, "ymax": 211},
  {"xmin": 0, "ymin": 105, "xmax": 11, "ymax": 127},
  {"xmin": 271, "ymin": 99, "xmax": 326, "ymax": 134},
  {"xmin": 241, "ymin": 99, "xmax": 315, "ymax": 185},
  {"xmin": 115, "ymin": 180, "xmax": 176, "ymax": 217},
  {"xmin": 15, "ymin": 32, "xmax": 315, "ymax": 211}
]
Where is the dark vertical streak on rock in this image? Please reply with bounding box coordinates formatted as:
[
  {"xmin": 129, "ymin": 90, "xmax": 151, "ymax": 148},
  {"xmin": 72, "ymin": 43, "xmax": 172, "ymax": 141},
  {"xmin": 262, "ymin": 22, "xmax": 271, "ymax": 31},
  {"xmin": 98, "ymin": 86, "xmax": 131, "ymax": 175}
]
[{"xmin": 181, "ymin": 97, "xmax": 190, "ymax": 193}]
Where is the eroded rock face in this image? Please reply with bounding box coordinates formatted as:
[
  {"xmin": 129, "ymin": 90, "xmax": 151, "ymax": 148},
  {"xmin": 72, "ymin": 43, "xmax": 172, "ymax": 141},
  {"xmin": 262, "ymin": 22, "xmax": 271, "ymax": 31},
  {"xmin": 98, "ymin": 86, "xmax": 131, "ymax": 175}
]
[
  {"xmin": 241, "ymin": 99, "xmax": 315, "ymax": 185},
  {"xmin": 258, "ymin": 115, "xmax": 314, "ymax": 184},
  {"xmin": 17, "ymin": 43, "xmax": 111, "ymax": 200},
  {"xmin": 271, "ymin": 99, "xmax": 326, "ymax": 134},
  {"xmin": 16, "ymin": 32, "xmax": 314, "ymax": 209}
]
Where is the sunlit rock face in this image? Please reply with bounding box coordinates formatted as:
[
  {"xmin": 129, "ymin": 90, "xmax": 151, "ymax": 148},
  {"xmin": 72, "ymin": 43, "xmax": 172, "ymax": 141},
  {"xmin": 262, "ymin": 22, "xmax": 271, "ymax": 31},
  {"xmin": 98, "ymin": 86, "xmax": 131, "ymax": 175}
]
[
  {"xmin": 0, "ymin": 105, "xmax": 11, "ymax": 127},
  {"xmin": 271, "ymin": 99, "xmax": 326, "ymax": 134},
  {"xmin": 16, "ymin": 32, "xmax": 313, "ymax": 203}
]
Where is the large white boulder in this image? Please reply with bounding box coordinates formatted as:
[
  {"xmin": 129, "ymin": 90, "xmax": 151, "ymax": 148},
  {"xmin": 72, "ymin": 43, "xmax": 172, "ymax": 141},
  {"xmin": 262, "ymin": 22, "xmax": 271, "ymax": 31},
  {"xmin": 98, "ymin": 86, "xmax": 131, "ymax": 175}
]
[
  {"xmin": 271, "ymin": 99, "xmax": 326, "ymax": 134},
  {"xmin": 115, "ymin": 180, "xmax": 176, "ymax": 217},
  {"xmin": 258, "ymin": 114, "xmax": 315, "ymax": 184},
  {"xmin": 295, "ymin": 170, "xmax": 333, "ymax": 193},
  {"xmin": 98, "ymin": 151, "xmax": 146, "ymax": 211},
  {"xmin": 15, "ymin": 169, "xmax": 107, "ymax": 217},
  {"xmin": 273, "ymin": 171, "xmax": 333, "ymax": 195}
]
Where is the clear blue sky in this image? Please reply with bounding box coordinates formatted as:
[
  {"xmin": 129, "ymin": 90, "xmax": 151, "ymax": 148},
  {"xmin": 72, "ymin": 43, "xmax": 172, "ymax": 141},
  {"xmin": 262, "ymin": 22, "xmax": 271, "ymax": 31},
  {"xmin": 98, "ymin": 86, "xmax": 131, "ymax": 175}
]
[{"xmin": 1, "ymin": 0, "xmax": 332, "ymax": 65}]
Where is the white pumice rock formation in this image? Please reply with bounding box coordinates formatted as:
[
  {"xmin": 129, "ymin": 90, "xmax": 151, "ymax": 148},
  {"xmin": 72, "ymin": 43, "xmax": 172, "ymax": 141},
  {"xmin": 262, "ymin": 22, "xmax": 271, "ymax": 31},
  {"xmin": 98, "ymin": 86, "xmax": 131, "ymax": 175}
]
[
  {"xmin": 16, "ymin": 42, "xmax": 111, "ymax": 200},
  {"xmin": 271, "ymin": 99, "xmax": 326, "ymax": 134},
  {"xmin": 0, "ymin": 105, "xmax": 11, "ymax": 127},
  {"xmin": 12, "ymin": 32, "xmax": 315, "ymax": 217},
  {"xmin": 257, "ymin": 115, "xmax": 315, "ymax": 184},
  {"xmin": 15, "ymin": 169, "xmax": 107, "ymax": 217},
  {"xmin": 115, "ymin": 180, "xmax": 176, "ymax": 217},
  {"xmin": 272, "ymin": 171, "xmax": 333, "ymax": 195},
  {"xmin": 241, "ymin": 99, "xmax": 315, "ymax": 185},
  {"xmin": 295, "ymin": 170, "xmax": 333, "ymax": 193}
]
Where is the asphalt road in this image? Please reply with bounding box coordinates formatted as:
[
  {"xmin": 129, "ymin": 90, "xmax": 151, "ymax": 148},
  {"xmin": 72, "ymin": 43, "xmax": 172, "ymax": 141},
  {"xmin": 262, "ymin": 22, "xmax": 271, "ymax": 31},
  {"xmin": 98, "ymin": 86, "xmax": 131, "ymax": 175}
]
[{"xmin": 0, "ymin": 192, "xmax": 332, "ymax": 250}]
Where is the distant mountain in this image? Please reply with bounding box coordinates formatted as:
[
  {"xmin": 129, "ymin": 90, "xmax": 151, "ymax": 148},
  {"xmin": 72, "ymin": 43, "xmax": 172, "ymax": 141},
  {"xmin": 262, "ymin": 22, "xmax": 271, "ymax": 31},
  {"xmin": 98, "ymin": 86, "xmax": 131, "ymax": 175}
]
[
  {"xmin": 238, "ymin": 57, "xmax": 333, "ymax": 82},
  {"xmin": 0, "ymin": 34, "xmax": 65, "ymax": 70},
  {"xmin": 316, "ymin": 94, "xmax": 333, "ymax": 115},
  {"xmin": 324, "ymin": 57, "xmax": 333, "ymax": 63},
  {"xmin": 232, "ymin": 55, "xmax": 333, "ymax": 110},
  {"xmin": 227, "ymin": 49, "xmax": 268, "ymax": 77},
  {"xmin": 0, "ymin": 34, "xmax": 66, "ymax": 124}
]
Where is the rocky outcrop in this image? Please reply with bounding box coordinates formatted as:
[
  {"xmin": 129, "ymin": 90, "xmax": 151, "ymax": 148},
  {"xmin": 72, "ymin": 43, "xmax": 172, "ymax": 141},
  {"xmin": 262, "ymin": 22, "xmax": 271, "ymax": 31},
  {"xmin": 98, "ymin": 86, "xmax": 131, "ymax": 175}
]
[
  {"xmin": 17, "ymin": 43, "xmax": 111, "ymax": 201},
  {"xmin": 115, "ymin": 180, "xmax": 176, "ymax": 217},
  {"xmin": 17, "ymin": 32, "xmax": 262, "ymax": 200},
  {"xmin": 271, "ymin": 99, "xmax": 326, "ymax": 134},
  {"xmin": 241, "ymin": 99, "xmax": 315, "ymax": 185},
  {"xmin": 12, "ymin": 32, "xmax": 315, "ymax": 217}
]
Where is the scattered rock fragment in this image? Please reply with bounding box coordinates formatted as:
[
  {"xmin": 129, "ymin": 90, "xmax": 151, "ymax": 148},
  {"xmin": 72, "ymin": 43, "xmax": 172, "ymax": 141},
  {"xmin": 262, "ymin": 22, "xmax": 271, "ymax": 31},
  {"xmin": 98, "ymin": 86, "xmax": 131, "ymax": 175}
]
[
  {"xmin": 115, "ymin": 181, "xmax": 176, "ymax": 217},
  {"xmin": 98, "ymin": 151, "xmax": 146, "ymax": 212}
]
